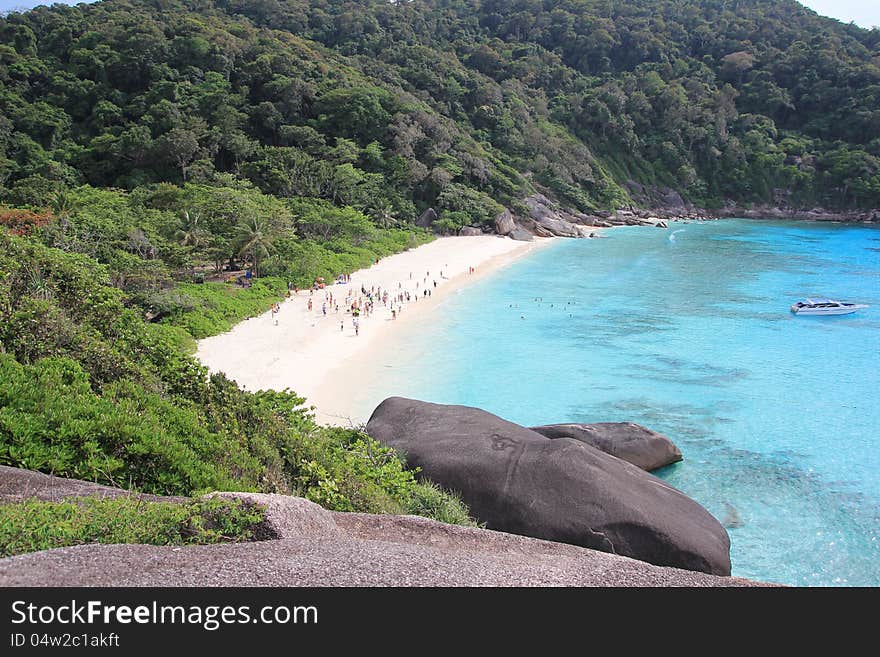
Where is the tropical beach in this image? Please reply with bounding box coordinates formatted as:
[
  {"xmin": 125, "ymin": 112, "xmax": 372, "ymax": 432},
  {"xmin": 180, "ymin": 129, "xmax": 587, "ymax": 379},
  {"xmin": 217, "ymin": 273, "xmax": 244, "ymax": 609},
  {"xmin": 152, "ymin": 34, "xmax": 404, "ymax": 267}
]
[{"xmin": 196, "ymin": 235, "xmax": 555, "ymax": 424}]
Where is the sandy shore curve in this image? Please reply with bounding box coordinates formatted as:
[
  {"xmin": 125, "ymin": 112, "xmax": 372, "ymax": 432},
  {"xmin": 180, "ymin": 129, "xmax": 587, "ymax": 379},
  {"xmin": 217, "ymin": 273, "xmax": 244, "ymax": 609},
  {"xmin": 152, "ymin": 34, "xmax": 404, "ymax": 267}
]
[{"xmin": 196, "ymin": 235, "xmax": 555, "ymax": 425}]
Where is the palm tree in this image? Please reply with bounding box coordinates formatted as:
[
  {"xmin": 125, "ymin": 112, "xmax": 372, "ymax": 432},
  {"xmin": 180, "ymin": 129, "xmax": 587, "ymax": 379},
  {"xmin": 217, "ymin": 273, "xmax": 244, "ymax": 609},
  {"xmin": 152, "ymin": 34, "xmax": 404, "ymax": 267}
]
[
  {"xmin": 234, "ymin": 216, "xmax": 276, "ymax": 277},
  {"xmin": 175, "ymin": 210, "xmax": 206, "ymax": 249},
  {"xmin": 50, "ymin": 189, "xmax": 74, "ymax": 222},
  {"xmin": 371, "ymin": 203, "xmax": 398, "ymax": 229}
]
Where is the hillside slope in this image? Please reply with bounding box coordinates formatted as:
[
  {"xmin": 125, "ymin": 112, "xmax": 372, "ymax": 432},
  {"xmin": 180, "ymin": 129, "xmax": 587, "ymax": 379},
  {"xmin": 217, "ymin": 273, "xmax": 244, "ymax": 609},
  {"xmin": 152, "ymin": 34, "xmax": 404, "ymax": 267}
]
[{"xmin": 1, "ymin": 0, "xmax": 878, "ymax": 219}]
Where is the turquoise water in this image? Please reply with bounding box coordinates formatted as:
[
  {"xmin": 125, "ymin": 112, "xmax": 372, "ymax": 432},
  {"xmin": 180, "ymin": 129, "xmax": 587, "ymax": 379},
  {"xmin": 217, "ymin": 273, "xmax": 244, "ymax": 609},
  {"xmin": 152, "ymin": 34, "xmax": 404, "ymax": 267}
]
[{"xmin": 351, "ymin": 219, "xmax": 880, "ymax": 586}]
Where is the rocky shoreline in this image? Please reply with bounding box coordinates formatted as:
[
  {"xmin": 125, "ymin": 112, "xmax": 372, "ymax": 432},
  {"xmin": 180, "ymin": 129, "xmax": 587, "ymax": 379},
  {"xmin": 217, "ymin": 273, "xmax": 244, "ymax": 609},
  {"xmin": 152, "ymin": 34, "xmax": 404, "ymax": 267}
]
[
  {"xmin": 0, "ymin": 395, "xmax": 773, "ymax": 586},
  {"xmin": 417, "ymin": 188, "xmax": 879, "ymax": 242}
]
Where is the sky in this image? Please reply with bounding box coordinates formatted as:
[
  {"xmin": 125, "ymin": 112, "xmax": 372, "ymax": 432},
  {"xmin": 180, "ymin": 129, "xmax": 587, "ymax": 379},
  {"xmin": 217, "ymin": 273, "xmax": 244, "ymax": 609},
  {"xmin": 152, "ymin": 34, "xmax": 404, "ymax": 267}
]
[{"xmin": 0, "ymin": 0, "xmax": 878, "ymax": 28}]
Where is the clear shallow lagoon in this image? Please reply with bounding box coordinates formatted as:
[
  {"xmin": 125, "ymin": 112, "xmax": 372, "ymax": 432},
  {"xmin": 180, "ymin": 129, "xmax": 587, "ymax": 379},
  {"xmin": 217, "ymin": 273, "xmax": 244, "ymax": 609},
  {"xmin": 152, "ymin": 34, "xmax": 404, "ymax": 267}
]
[{"xmin": 350, "ymin": 219, "xmax": 880, "ymax": 586}]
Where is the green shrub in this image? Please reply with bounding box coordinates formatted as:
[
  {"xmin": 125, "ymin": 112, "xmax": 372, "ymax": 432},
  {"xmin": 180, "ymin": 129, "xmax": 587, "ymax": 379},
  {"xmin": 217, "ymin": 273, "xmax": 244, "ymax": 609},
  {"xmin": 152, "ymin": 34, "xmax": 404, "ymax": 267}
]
[
  {"xmin": 166, "ymin": 277, "xmax": 288, "ymax": 339},
  {"xmin": 407, "ymin": 481, "xmax": 478, "ymax": 527},
  {"xmin": 0, "ymin": 355, "xmax": 262, "ymax": 495},
  {"xmin": 0, "ymin": 497, "xmax": 266, "ymax": 558}
]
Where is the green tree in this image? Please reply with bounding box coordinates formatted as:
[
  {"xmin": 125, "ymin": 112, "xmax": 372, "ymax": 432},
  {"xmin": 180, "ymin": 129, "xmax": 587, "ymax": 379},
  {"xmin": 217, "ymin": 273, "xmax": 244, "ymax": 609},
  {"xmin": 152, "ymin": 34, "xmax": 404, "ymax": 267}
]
[{"xmin": 234, "ymin": 215, "xmax": 277, "ymax": 277}]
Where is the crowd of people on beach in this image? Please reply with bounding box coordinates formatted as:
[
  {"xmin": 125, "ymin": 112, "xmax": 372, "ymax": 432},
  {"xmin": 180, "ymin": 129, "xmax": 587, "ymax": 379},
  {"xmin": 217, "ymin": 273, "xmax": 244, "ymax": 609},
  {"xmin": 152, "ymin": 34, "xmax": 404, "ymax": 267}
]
[{"xmin": 265, "ymin": 262, "xmax": 477, "ymax": 338}]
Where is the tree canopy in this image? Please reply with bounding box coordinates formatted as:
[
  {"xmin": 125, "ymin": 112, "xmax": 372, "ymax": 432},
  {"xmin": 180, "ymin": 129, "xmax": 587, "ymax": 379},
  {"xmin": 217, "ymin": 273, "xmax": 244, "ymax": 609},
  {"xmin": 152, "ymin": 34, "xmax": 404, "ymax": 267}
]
[{"xmin": 1, "ymin": 0, "xmax": 877, "ymax": 213}]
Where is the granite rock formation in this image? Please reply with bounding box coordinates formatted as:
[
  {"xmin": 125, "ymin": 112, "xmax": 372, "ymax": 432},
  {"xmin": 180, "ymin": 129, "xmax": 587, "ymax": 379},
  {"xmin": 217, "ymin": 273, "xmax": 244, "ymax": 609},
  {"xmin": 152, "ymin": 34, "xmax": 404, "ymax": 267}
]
[
  {"xmin": 365, "ymin": 397, "xmax": 731, "ymax": 575},
  {"xmin": 529, "ymin": 423, "xmax": 683, "ymax": 472}
]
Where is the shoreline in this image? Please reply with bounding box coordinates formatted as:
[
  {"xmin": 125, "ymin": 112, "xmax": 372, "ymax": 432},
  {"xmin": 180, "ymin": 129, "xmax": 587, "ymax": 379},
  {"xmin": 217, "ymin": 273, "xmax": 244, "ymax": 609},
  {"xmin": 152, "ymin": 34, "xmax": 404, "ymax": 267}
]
[
  {"xmin": 647, "ymin": 205, "xmax": 879, "ymax": 224},
  {"xmin": 196, "ymin": 235, "xmax": 558, "ymax": 425}
]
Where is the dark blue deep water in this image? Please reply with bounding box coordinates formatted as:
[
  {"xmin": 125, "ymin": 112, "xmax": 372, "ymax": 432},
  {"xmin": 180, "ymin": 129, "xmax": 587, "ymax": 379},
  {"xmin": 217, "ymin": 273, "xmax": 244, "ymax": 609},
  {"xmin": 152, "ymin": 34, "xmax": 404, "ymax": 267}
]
[{"xmin": 351, "ymin": 219, "xmax": 880, "ymax": 585}]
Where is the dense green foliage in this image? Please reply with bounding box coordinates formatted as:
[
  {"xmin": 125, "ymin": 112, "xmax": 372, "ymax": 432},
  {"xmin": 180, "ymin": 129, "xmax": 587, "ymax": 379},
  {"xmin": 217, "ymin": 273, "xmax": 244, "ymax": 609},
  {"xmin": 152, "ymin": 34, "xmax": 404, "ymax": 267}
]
[
  {"xmin": 0, "ymin": 231, "xmax": 474, "ymax": 525},
  {"xmin": 0, "ymin": 181, "xmax": 429, "ymax": 334},
  {"xmin": 1, "ymin": 0, "xmax": 878, "ymax": 213},
  {"xmin": 0, "ymin": 497, "xmax": 266, "ymax": 557}
]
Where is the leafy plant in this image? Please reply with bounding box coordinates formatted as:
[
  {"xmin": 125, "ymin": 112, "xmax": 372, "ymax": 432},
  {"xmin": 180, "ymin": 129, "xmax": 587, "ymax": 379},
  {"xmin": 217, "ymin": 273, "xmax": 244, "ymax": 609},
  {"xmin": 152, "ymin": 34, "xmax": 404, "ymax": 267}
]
[{"xmin": 0, "ymin": 497, "xmax": 267, "ymax": 558}]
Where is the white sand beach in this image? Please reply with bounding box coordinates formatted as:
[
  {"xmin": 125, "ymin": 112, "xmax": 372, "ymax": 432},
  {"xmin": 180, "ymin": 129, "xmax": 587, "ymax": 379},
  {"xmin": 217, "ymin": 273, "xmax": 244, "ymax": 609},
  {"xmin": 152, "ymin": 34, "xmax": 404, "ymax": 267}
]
[{"xmin": 196, "ymin": 235, "xmax": 554, "ymax": 425}]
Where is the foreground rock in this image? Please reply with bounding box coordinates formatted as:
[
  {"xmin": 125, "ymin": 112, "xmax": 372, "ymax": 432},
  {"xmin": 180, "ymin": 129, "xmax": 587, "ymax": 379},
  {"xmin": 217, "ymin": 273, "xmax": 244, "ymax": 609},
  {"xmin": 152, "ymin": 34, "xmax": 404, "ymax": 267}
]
[
  {"xmin": 0, "ymin": 521, "xmax": 763, "ymax": 587},
  {"xmin": 0, "ymin": 466, "xmax": 763, "ymax": 586},
  {"xmin": 366, "ymin": 398, "xmax": 730, "ymax": 576},
  {"xmin": 508, "ymin": 227, "xmax": 534, "ymax": 241},
  {"xmin": 529, "ymin": 423, "xmax": 683, "ymax": 472},
  {"xmin": 207, "ymin": 492, "xmax": 343, "ymax": 541},
  {"xmin": 0, "ymin": 465, "xmax": 185, "ymax": 504}
]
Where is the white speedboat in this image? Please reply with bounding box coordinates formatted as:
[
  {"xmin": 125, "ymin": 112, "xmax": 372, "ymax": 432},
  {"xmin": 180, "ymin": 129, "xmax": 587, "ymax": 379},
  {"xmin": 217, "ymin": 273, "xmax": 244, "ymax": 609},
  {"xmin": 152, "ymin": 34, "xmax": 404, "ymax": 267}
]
[{"xmin": 790, "ymin": 298, "xmax": 868, "ymax": 315}]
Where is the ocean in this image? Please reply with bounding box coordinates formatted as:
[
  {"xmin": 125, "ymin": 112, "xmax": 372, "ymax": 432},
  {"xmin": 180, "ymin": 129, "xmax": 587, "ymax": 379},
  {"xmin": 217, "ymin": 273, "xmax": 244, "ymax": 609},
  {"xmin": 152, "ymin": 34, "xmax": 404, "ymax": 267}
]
[{"xmin": 349, "ymin": 219, "xmax": 880, "ymax": 586}]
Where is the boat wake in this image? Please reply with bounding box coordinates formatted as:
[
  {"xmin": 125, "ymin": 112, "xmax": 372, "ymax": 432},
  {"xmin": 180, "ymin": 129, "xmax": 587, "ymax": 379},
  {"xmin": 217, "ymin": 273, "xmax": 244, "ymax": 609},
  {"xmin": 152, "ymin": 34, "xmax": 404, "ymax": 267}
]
[{"xmin": 669, "ymin": 229, "xmax": 686, "ymax": 243}]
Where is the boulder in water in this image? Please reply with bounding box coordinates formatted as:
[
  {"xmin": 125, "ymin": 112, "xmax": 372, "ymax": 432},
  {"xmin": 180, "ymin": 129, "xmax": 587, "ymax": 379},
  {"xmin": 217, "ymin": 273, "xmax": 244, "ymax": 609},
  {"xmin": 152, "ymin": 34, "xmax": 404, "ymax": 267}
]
[
  {"xmin": 529, "ymin": 423, "xmax": 682, "ymax": 472},
  {"xmin": 366, "ymin": 397, "xmax": 731, "ymax": 575}
]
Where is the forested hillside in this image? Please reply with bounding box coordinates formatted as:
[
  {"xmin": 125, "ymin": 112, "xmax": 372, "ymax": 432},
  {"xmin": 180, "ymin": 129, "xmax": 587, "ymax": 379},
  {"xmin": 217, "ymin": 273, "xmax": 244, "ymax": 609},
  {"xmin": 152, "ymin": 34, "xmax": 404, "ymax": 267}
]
[{"xmin": 1, "ymin": 0, "xmax": 879, "ymax": 219}]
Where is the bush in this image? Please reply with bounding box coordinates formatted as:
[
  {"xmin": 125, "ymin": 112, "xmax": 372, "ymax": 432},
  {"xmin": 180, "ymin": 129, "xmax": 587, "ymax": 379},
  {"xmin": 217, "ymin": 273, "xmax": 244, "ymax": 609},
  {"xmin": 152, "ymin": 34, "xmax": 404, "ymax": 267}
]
[
  {"xmin": 0, "ymin": 497, "xmax": 266, "ymax": 558},
  {"xmin": 407, "ymin": 481, "xmax": 478, "ymax": 527},
  {"xmin": 165, "ymin": 277, "xmax": 288, "ymax": 338}
]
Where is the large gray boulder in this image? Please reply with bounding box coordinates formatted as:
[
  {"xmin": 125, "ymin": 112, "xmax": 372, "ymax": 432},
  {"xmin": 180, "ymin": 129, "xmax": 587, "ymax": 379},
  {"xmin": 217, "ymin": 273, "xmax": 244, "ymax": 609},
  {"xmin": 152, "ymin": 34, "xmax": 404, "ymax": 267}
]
[
  {"xmin": 494, "ymin": 209, "xmax": 516, "ymax": 235},
  {"xmin": 415, "ymin": 207, "xmax": 437, "ymax": 228},
  {"xmin": 534, "ymin": 215, "xmax": 588, "ymax": 237},
  {"xmin": 525, "ymin": 193, "xmax": 557, "ymax": 221},
  {"xmin": 508, "ymin": 228, "xmax": 534, "ymax": 241},
  {"xmin": 523, "ymin": 194, "xmax": 587, "ymax": 237},
  {"xmin": 458, "ymin": 226, "xmax": 482, "ymax": 236},
  {"xmin": 529, "ymin": 423, "xmax": 683, "ymax": 472},
  {"xmin": 0, "ymin": 514, "xmax": 763, "ymax": 587},
  {"xmin": 366, "ymin": 398, "xmax": 731, "ymax": 576}
]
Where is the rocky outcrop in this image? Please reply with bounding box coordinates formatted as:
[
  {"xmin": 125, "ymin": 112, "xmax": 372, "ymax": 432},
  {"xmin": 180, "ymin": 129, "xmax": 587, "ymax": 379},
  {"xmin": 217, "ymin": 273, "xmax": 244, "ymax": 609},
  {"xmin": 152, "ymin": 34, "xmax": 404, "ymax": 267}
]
[
  {"xmin": 604, "ymin": 209, "xmax": 669, "ymax": 228},
  {"xmin": 415, "ymin": 207, "xmax": 438, "ymax": 228},
  {"xmin": 366, "ymin": 397, "xmax": 731, "ymax": 576},
  {"xmin": 508, "ymin": 227, "xmax": 534, "ymax": 241},
  {"xmin": 458, "ymin": 226, "xmax": 483, "ymax": 236},
  {"xmin": 0, "ymin": 465, "xmax": 186, "ymax": 503},
  {"xmin": 535, "ymin": 214, "xmax": 590, "ymax": 237},
  {"xmin": 709, "ymin": 203, "xmax": 880, "ymax": 223},
  {"xmin": 529, "ymin": 423, "xmax": 683, "ymax": 472},
  {"xmin": 494, "ymin": 209, "xmax": 516, "ymax": 235},
  {"xmin": 523, "ymin": 194, "xmax": 593, "ymax": 237},
  {"xmin": 0, "ymin": 465, "xmax": 764, "ymax": 586},
  {"xmin": 207, "ymin": 492, "xmax": 342, "ymax": 540},
  {"xmin": 622, "ymin": 181, "xmax": 879, "ymax": 224},
  {"xmin": 0, "ymin": 515, "xmax": 762, "ymax": 587}
]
